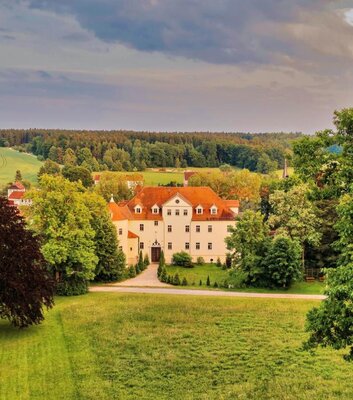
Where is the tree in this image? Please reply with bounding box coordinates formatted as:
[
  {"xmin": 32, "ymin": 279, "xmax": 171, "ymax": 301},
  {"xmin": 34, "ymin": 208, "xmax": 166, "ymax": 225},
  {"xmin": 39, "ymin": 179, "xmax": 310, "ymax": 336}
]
[
  {"xmin": 143, "ymin": 254, "xmax": 150, "ymax": 267},
  {"xmin": 206, "ymin": 276, "xmax": 211, "ymax": 286},
  {"xmin": 94, "ymin": 172, "xmax": 132, "ymax": 202},
  {"xmin": 62, "ymin": 166, "xmax": 94, "ymax": 188},
  {"xmin": 226, "ymin": 210, "xmax": 270, "ymax": 285},
  {"xmin": 38, "ymin": 159, "xmax": 61, "ymax": 178},
  {"xmin": 158, "ymin": 250, "xmax": 166, "ymax": 277},
  {"xmin": 262, "ymin": 235, "xmax": 302, "ymax": 288},
  {"xmin": 0, "ymin": 197, "xmax": 54, "ymax": 327},
  {"xmin": 24, "ymin": 175, "xmax": 98, "ymax": 295},
  {"xmin": 172, "ymin": 251, "xmax": 193, "ymax": 267},
  {"xmin": 63, "ymin": 148, "xmax": 77, "ymax": 167},
  {"xmin": 138, "ymin": 250, "xmax": 145, "ymax": 271},
  {"xmin": 15, "ymin": 170, "xmax": 22, "ymax": 181},
  {"xmin": 268, "ymin": 184, "xmax": 321, "ymax": 267},
  {"xmin": 83, "ymin": 192, "xmax": 126, "ymax": 282}
]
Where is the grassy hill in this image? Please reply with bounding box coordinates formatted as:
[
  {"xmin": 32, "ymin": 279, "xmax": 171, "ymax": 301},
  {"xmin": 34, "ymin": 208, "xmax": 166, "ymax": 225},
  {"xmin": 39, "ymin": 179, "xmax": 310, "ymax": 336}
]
[
  {"xmin": 0, "ymin": 148, "xmax": 43, "ymax": 187},
  {"xmin": 1, "ymin": 293, "xmax": 353, "ymax": 399}
]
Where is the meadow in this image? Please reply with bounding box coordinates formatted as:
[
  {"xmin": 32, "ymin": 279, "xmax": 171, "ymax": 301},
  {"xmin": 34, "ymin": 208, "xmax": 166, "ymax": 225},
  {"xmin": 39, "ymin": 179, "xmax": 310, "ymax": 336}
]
[
  {"xmin": 1, "ymin": 293, "xmax": 352, "ymax": 400},
  {"xmin": 0, "ymin": 148, "xmax": 43, "ymax": 187}
]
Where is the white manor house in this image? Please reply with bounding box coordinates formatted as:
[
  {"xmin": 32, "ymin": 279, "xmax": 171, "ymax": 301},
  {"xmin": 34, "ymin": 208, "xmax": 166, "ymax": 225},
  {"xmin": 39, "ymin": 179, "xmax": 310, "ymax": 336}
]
[{"xmin": 109, "ymin": 186, "xmax": 239, "ymax": 265}]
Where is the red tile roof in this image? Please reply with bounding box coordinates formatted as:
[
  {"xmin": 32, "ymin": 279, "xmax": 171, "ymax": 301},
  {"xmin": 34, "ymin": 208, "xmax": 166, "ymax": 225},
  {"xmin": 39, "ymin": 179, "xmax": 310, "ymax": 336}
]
[
  {"xmin": 224, "ymin": 200, "xmax": 240, "ymax": 207},
  {"xmin": 9, "ymin": 181, "xmax": 25, "ymax": 190},
  {"xmin": 94, "ymin": 175, "xmax": 101, "ymax": 181},
  {"xmin": 8, "ymin": 191, "xmax": 25, "ymax": 200},
  {"xmin": 184, "ymin": 171, "xmax": 196, "ymax": 181},
  {"xmin": 110, "ymin": 186, "xmax": 237, "ymax": 221},
  {"xmin": 128, "ymin": 231, "xmax": 139, "ymax": 239}
]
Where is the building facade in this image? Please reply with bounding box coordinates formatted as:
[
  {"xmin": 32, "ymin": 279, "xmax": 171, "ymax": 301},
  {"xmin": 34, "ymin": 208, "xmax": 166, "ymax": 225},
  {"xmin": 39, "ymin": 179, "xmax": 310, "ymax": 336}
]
[
  {"xmin": 7, "ymin": 182, "xmax": 32, "ymax": 207},
  {"xmin": 109, "ymin": 186, "xmax": 239, "ymax": 265}
]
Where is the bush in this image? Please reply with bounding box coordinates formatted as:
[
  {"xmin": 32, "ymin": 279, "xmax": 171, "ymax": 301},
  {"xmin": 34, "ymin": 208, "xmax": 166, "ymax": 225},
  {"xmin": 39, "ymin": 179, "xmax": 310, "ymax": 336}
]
[
  {"xmin": 128, "ymin": 265, "xmax": 136, "ymax": 278},
  {"xmin": 173, "ymin": 274, "xmax": 181, "ymax": 286},
  {"xmin": 135, "ymin": 263, "xmax": 141, "ymax": 274},
  {"xmin": 196, "ymin": 257, "xmax": 205, "ymax": 265},
  {"xmin": 206, "ymin": 275, "xmax": 211, "ymax": 286},
  {"xmin": 221, "ymin": 263, "xmax": 227, "ymax": 270},
  {"xmin": 172, "ymin": 251, "xmax": 193, "ymax": 268},
  {"xmin": 226, "ymin": 254, "xmax": 232, "ymax": 269},
  {"xmin": 213, "ymin": 282, "xmax": 219, "ymax": 288},
  {"xmin": 181, "ymin": 277, "xmax": 188, "ymax": 286},
  {"xmin": 143, "ymin": 254, "xmax": 150, "ymax": 267},
  {"xmin": 199, "ymin": 280, "xmax": 202, "ymax": 286},
  {"xmin": 216, "ymin": 258, "xmax": 222, "ymax": 268},
  {"xmin": 138, "ymin": 251, "xmax": 145, "ymax": 271},
  {"xmin": 160, "ymin": 267, "xmax": 168, "ymax": 283},
  {"xmin": 56, "ymin": 276, "xmax": 88, "ymax": 296},
  {"xmin": 228, "ymin": 269, "xmax": 247, "ymax": 288}
]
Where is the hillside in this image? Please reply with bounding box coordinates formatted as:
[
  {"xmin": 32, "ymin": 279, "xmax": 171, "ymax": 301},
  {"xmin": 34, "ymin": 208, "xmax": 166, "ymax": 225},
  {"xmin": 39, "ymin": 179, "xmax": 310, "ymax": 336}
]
[{"xmin": 0, "ymin": 148, "xmax": 43, "ymax": 187}]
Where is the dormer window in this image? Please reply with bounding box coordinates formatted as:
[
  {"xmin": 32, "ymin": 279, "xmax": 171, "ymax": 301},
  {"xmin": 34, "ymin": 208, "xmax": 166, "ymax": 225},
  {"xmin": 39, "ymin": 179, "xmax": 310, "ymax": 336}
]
[
  {"xmin": 210, "ymin": 205, "xmax": 218, "ymax": 215},
  {"xmin": 152, "ymin": 204, "xmax": 159, "ymax": 214},
  {"xmin": 196, "ymin": 205, "xmax": 203, "ymax": 215},
  {"xmin": 134, "ymin": 205, "xmax": 142, "ymax": 214}
]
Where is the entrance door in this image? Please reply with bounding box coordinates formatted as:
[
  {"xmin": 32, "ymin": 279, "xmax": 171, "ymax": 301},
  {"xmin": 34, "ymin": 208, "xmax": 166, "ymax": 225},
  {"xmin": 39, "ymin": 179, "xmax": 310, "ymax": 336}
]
[{"xmin": 151, "ymin": 247, "xmax": 161, "ymax": 263}]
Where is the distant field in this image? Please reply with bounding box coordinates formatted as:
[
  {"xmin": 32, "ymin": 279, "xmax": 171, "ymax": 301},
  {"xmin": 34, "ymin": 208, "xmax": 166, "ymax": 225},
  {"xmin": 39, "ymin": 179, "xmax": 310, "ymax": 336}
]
[
  {"xmin": 2, "ymin": 293, "xmax": 353, "ymax": 400},
  {"xmin": 0, "ymin": 148, "xmax": 43, "ymax": 187}
]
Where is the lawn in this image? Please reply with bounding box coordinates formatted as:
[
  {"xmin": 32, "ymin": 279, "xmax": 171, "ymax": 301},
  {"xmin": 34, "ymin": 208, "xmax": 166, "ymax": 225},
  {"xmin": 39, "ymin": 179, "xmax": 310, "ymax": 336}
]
[
  {"xmin": 1, "ymin": 293, "xmax": 353, "ymax": 399},
  {"xmin": 0, "ymin": 148, "xmax": 43, "ymax": 187},
  {"xmin": 165, "ymin": 263, "xmax": 230, "ymax": 287}
]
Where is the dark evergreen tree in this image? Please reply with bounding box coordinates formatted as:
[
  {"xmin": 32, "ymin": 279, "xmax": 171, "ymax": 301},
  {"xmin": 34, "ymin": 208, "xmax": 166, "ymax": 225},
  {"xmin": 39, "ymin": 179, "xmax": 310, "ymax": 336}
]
[{"xmin": 206, "ymin": 276, "xmax": 211, "ymax": 286}]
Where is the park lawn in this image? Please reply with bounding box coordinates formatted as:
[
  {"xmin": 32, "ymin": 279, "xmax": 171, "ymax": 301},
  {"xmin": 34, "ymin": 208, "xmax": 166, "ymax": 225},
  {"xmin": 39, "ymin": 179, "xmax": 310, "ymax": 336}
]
[
  {"xmin": 1, "ymin": 293, "xmax": 353, "ymax": 400},
  {"xmin": 0, "ymin": 148, "xmax": 43, "ymax": 187},
  {"xmin": 165, "ymin": 263, "xmax": 230, "ymax": 287}
]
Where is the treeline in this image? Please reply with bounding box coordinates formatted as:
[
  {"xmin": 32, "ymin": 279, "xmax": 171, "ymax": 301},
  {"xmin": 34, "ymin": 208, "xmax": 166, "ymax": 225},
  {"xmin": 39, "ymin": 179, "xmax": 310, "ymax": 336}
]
[{"xmin": 0, "ymin": 129, "xmax": 300, "ymax": 172}]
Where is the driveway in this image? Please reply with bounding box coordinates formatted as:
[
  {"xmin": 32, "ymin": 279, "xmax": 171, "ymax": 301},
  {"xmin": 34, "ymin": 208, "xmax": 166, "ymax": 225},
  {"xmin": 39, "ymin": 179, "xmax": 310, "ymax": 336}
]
[{"xmin": 112, "ymin": 263, "xmax": 170, "ymax": 288}]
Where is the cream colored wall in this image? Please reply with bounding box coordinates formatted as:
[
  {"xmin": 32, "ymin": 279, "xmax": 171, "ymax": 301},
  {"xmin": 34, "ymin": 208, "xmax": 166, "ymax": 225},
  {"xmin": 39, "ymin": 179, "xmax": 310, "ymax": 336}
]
[
  {"xmin": 114, "ymin": 220, "xmax": 129, "ymax": 265},
  {"xmin": 127, "ymin": 238, "xmax": 139, "ymax": 266}
]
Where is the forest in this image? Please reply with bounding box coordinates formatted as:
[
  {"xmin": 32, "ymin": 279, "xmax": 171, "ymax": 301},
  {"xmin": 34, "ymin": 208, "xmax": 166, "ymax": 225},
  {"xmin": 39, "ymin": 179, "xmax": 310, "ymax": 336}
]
[{"xmin": 0, "ymin": 129, "xmax": 299, "ymax": 173}]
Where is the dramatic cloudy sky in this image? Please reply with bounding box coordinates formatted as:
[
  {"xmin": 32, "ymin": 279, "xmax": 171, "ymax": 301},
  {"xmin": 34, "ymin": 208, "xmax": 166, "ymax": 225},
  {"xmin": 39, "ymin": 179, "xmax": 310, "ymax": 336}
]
[{"xmin": 1, "ymin": 1, "xmax": 353, "ymax": 133}]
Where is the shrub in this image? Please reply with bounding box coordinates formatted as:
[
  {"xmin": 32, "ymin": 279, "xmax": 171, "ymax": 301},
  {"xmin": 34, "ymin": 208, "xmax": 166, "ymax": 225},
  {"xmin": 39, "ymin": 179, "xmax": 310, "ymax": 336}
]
[
  {"xmin": 172, "ymin": 251, "xmax": 193, "ymax": 268},
  {"xmin": 206, "ymin": 275, "xmax": 211, "ymax": 286},
  {"xmin": 160, "ymin": 267, "xmax": 168, "ymax": 283},
  {"xmin": 196, "ymin": 257, "xmax": 205, "ymax": 265},
  {"xmin": 135, "ymin": 263, "xmax": 141, "ymax": 274},
  {"xmin": 143, "ymin": 254, "xmax": 150, "ymax": 267},
  {"xmin": 56, "ymin": 276, "xmax": 88, "ymax": 296},
  {"xmin": 158, "ymin": 251, "xmax": 166, "ymax": 277},
  {"xmin": 222, "ymin": 263, "xmax": 227, "ymax": 270},
  {"xmin": 138, "ymin": 251, "xmax": 145, "ymax": 271},
  {"xmin": 173, "ymin": 273, "xmax": 181, "ymax": 286},
  {"xmin": 213, "ymin": 282, "xmax": 219, "ymax": 288},
  {"xmin": 226, "ymin": 254, "xmax": 232, "ymax": 269},
  {"xmin": 167, "ymin": 275, "xmax": 172, "ymax": 284},
  {"xmin": 228, "ymin": 269, "xmax": 247, "ymax": 288},
  {"xmin": 199, "ymin": 280, "xmax": 202, "ymax": 286},
  {"xmin": 128, "ymin": 265, "xmax": 136, "ymax": 278},
  {"xmin": 216, "ymin": 258, "xmax": 222, "ymax": 268},
  {"xmin": 181, "ymin": 277, "xmax": 188, "ymax": 286}
]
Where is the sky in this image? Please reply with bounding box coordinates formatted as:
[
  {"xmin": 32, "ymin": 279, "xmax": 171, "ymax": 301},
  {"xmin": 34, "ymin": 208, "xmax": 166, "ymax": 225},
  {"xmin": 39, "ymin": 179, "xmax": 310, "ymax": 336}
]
[{"xmin": 1, "ymin": 0, "xmax": 353, "ymax": 133}]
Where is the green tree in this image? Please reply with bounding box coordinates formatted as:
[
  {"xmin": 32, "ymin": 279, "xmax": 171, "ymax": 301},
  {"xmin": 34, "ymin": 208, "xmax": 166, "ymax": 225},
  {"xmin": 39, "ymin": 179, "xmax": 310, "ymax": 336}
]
[
  {"xmin": 83, "ymin": 192, "xmax": 126, "ymax": 282},
  {"xmin": 15, "ymin": 170, "xmax": 22, "ymax": 181},
  {"xmin": 62, "ymin": 166, "xmax": 94, "ymax": 188},
  {"xmin": 226, "ymin": 210, "xmax": 270, "ymax": 285},
  {"xmin": 138, "ymin": 250, "xmax": 145, "ymax": 271},
  {"xmin": 143, "ymin": 254, "xmax": 150, "ymax": 267},
  {"xmin": 38, "ymin": 159, "xmax": 61, "ymax": 178},
  {"xmin": 63, "ymin": 148, "xmax": 77, "ymax": 167},
  {"xmin": 268, "ymin": 184, "xmax": 321, "ymax": 266},
  {"xmin": 262, "ymin": 235, "xmax": 302, "ymax": 288},
  {"xmin": 0, "ymin": 197, "xmax": 55, "ymax": 327},
  {"xmin": 94, "ymin": 172, "xmax": 132, "ymax": 202},
  {"xmin": 24, "ymin": 175, "xmax": 98, "ymax": 295},
  {"xmin": 158, "ymin": 250, "xmax": 166, "ymax": 277}
]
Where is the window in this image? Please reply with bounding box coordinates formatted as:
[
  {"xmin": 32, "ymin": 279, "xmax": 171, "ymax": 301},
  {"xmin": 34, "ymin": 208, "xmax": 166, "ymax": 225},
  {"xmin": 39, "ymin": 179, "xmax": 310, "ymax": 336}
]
[
  {"xmin": 208, "ymin": 243, "xmax": 212, "ymax": 250},
  {"xmin": 153, "ymin": 208, "xmax": 159, "ymax": 214},
  {"xmin": 135, "ymin": 206, "xmax": 142, "ymax": 214},
  {"xmin": 185, "ymin": 242, "xmax": 190, "ymax": 250},
  {"xmin": 175, "ymin": 209, "xmax": 180, "ymax": 216},
  {"xmin": 167, "ymin": 209, "xmax": 172, "ymax": 216},
  {"xmin": 210, "ymin": 207, "xmax": 217, "ymax": 215},
  {"xmin": 185, "ymin": 225, "xmax": 190, "ymax": 233},
  {"xmin": 154, "ymin": 221, "xmax": 159, "ymax": 226},
  {"xmin": 196, "ymin": 242, "xmax": 200, "ymax": 250},
  {"xmin": 168, "ymin": 225, "xmax": 172, "ymax": 232},
  {"xmin": 176, "ymin": 199, "xmax": 180, "ymax": 204},
  {"xmin": 140, "ymin": 224, "xmax": 144, "ymax": 231},
  {"xmin": 183, "ymin": 209, "xmax": 188, "ymax": 216},
  {"xmin": 140, "ymin": 242, "xmax": 144, "ymax": 250},
  {"xmin": 168, "ymin": 242, "xmax": 172, "ymax": 250},
  {"xmin": 196, "ymin": 207, "xmax": 203, "ymax": 215},
  {"xmin": 118, "ymin": 228, "xmax": 123, "ymax": 235},
  {"xmin": 208, "ymin": 225, "xmax": 212, "ymax": 233},
  {"xmin": 119, "ymin": 246, "xmax": 123, "ymax": 250},
  {"xmin": 196, "ymin": 225, "xmax": 200, "ymax": 233}
]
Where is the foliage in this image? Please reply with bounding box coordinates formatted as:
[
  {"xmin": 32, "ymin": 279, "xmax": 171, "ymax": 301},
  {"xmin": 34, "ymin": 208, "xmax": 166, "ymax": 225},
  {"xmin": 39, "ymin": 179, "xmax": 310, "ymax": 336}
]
[
  {"xmin": 181, "ymin": 277, "xmax": 188, "ymax": 286},
  {"xmin": 143, "ymin": 254, "xmax": 150, "ymax": 267},
  {"xmin": 206, "ymin": 276, "xmax": 211, "ymax": 286},
  {"xmin": 62, "ymin": 166, "xmax": 94, "ymax": 188},
  {"xmin": 94, "ymin": 172, "xmax": 132, "ymax": 202},
  {"xmin": 128, "ymin": 265, "xmax": 136, "ymax": 278},
  {"xmin": 216, "ymin": 257, "xmax": 222, "ymax": 268},
  {"xmin": 138, "ymin": 251, "xmax": 145, "ymax": 272},
  {"xmin": 196, "ymin": 257, "xmax": 205, "ymax": 265},
  {"xmin": 38, "ymin": 159, "xmax": 61, "ymax": 178},
  {"xmin": 173, "ymin": 274, "xmax": 181, "ymax": 286},
  {"xmin": 24, "ymin": 175, "xmax": 98, "ymax": 294},
  {"xmin": 0, "ymin": 197, "xmax": 54, "ymax": 327},
  {"xmin": 158, "ymin": 250, "xmax": 166, "ymax": 277},
  {"xmin": 172, "ymin": 251, "xmax": 193, "ymax": 268},
  {"xmin": 262, "ymin": 235, "xmax": 302, "ymax": 288},
  {"xmin": 56, "ymin": 276, "xmax": 88, "ymax": 296}
]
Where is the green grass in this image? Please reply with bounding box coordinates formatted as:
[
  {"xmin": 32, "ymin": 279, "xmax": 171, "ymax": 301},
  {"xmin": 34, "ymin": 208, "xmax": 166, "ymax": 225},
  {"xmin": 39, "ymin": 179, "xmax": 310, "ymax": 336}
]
[
  {"xmin": 0, "ymin": 148, "xmax": 43, "ymax": 187},
  {"xmin": 166, "ymin": 263, "xmax": 230, "ymax": 287},
  {"xmin": 1, "ymin": 293, "xmax": 353, "ymax": 399}
]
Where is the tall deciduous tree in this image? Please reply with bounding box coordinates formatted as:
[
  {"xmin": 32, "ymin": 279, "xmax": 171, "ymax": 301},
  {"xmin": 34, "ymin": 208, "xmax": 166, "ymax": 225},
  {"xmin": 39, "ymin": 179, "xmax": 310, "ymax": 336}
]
[
  {"xmin": 0, "ymin": 197, "xmax": 54, "ymax": 327},
  {"xmin": 25, "ymin": 175, "xmax": 98, "ymax": 294},
  {"xmin": 94, "ymin": 172, "xmax": 132, "ymax": 202},
  {"xmin": 38, "ymin": 159, "xmax": 61, "ymax": 178},
  {"xmin": 62, "ymin": 166, "xmax": 94, "ymax": 188}
]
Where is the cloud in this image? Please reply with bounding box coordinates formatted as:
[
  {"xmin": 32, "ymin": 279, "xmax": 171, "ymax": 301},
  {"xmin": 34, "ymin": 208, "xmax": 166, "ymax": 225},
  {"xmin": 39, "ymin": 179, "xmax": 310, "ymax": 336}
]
[{"xmin": 23, "ymin": 0, "xmax": 353, "ymax": 68}]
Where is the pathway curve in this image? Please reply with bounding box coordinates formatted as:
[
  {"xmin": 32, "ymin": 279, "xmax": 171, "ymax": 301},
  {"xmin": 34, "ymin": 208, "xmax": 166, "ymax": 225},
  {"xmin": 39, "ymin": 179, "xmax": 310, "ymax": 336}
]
[
  {"xmin": 90, "ymin": 286, "xmax": 325, "ymax": 300},
  {"xmin": 112, "ymin": 264, "xmax": 170, "ymax": 287}
]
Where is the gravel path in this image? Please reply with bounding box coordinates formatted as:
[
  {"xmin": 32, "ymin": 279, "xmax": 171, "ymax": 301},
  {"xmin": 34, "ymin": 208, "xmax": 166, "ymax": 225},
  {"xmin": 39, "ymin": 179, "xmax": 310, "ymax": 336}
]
[
  {"xmin": 112, "ymin": 264, "xmax": 170, "ymax": 287},
  {"xmin": 90, "ymin": 285, "xmax": 325, "ymax": 300}
]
